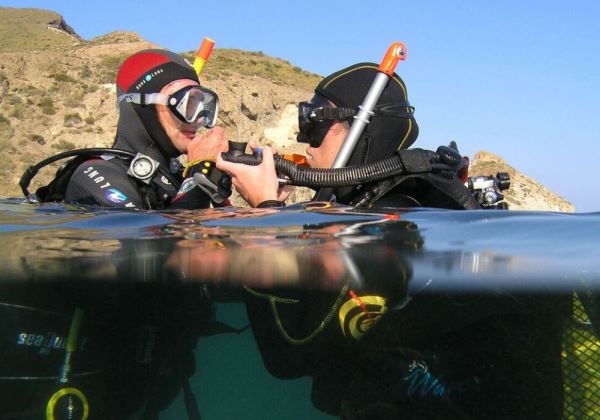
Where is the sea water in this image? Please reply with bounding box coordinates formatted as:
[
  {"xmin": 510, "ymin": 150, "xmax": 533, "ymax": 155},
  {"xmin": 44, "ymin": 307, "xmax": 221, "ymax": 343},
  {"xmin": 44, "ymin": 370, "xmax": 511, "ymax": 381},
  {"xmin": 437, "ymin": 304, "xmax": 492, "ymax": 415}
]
[{"xmin": 0, "ymin": 199, "xmax": 598, "ymax": 419}]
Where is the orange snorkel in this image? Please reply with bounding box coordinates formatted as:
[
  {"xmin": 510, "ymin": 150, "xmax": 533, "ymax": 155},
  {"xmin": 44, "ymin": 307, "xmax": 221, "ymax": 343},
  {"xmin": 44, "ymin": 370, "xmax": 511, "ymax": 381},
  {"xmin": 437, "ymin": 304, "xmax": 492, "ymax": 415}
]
[
  {"xmin": 193, "ymin": 37, "xmax": 215, "ymax": 76},
  {"xmin": 333, "ymin": 42, "xmax": 407, "ymax": 168},
  {"xmin": 314, "ymin": 42, "xmax": 408, "ymax": 199}
]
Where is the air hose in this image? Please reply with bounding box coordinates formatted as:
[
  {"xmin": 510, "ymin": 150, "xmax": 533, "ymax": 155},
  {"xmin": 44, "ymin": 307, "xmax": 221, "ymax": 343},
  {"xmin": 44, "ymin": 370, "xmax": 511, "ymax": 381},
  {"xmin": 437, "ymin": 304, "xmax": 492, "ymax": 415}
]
[{"xmin": 222, "ymin": 145, "xmax": 465, "ymax": 188}]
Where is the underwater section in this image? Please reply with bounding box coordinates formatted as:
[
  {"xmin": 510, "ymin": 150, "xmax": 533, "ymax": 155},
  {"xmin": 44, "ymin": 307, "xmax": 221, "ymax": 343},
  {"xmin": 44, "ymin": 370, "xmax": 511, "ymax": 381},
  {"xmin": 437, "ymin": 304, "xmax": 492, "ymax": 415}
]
[{"xmin": 0, "ymin": 199, "xmax": 598, "ymax": 419}]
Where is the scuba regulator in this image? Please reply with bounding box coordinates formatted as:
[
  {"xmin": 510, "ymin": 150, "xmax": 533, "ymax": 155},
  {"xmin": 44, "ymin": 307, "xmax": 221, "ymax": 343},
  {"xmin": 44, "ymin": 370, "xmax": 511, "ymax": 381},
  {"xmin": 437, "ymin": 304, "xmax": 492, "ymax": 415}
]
[{"xmin": 466, "ymin": 172, "xmax": 510, "ymax": 209}]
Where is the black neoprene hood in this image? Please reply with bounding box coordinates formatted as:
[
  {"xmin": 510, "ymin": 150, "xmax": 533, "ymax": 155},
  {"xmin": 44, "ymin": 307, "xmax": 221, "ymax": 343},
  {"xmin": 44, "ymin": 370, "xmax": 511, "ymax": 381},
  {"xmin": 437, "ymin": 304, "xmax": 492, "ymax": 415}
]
[
  {"xmin": 114, "ymin": 49, "xmax": 200, "ymax": 159},
  {"xmin": 315, "ymin": 62, "xmax": 419, "ymax": 165}
]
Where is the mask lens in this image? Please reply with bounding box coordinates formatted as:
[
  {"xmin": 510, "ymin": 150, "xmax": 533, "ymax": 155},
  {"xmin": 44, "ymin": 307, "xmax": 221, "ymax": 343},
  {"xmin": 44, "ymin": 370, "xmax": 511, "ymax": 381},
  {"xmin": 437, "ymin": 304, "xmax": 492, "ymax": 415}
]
[
  {"xmin": 297, "ymin": 119, "xmax": 333, "ymax": 148},
  {"xmin": 298, "ymin": 102, "xmax": 313, "ymax": 133},
  {"xmin": 170, "ymin": 86, "xmax": 219, "ymax": 128},
  {"xmin": 184, "ymin": 89, "xmax": 204, "ymax": 121},
  {"xmin": 297, "ymin": 96, "xmax": 337, "ymax": 148}
]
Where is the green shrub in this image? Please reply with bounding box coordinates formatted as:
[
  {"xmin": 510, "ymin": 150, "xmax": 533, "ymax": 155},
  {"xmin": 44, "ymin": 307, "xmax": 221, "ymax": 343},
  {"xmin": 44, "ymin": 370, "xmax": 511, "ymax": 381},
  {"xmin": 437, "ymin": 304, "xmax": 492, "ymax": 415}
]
[
  {"xmin": 40, "ymin": 115, "xmax": 52, "ymax": 127},
  {"xmin": 7, "ymin": 95, "xmax": 22, "ymax": 105},
  {"xmin": 84, "ymin": 115, "xmax": 95, "ymax": 125},
  {"xmin": 0, "ymin": 141, "xmax": 15, "ymax": 161},
  {"xmin": 30, "ymin": 134, "xmax": 45, "ymax": 145},
  {"xmin": 39, "ymin": 97, "xmax": 56, "ymax": 115},
  {"xmin": 0, "ymin": 137, "xmax": 14, "ymax": 153},
  {"xmin": 64, "ymin": 113, "xmax": 82, "ymax": 126},
  {"xmin": 79, "ymin": 66, "xmax": 92, "ymax": 79},
  {"xmin": 100, "ymin": 55, "xmax": 124, "ymax": 69},
  {"xmin": 10, "ymin": 105, "xmax": 25, "ymax": 120},
  {"xmin": 51, "ymin": 73, "xmax": 77, "ymax": 83},
  {"xmin": 98, "ymin": 55, "xmax": 127, "ymax": 83},
  {"xmin": 63, "ymin": 97, "xmax": 83, "ymax": 108},
  {"xmin": 51, "ymin": 139, "xmax": 76, "ymax": 151},
  {"xmin": 0, "ymin": 70, "xmax": 8, "ymax": 92},
  {"xmin": 21, "ymin": 85, "xmax": 41, "ymax": 97},
  {"xmin": 0, "ymin": 115, "xmax": 15, "ymax": 150}
]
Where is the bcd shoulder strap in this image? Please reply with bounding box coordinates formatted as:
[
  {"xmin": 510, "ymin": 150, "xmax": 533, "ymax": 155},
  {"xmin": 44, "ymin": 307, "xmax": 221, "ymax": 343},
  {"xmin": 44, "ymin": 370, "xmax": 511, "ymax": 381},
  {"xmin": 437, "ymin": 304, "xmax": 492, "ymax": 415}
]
[
  {"xmin": 22, "ymin": 148, "xmax": 181, "ymax": 206},
  {"xmin": 353, "ymin": 173, "xmax": 482, "ymax": 210},
  {"xmin": 35, "ymin": 155, "xmax": 91, "ymax": 202}
]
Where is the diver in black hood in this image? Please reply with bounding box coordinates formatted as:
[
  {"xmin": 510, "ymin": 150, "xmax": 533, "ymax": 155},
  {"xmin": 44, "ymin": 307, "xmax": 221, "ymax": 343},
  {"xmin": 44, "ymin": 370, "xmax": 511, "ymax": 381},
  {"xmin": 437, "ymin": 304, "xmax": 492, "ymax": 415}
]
[
  {"xmin": 217, "ymin": 63, "xmax": 568, "ymax": 419},
  {"xmin": 61, "ymin": 48, "xmax": 229, "ymax": 209},
  {"xmin": 217, "ymin": 62, "xmax": 479, "ymax": 210}
]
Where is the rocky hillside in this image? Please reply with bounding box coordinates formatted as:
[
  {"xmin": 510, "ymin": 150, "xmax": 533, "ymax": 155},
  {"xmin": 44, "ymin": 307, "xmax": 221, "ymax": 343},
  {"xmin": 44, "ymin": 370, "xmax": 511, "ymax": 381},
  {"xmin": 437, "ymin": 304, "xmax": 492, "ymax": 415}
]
[
  {"xmin": 0, "ymin": 7, "xmax": 317, "ymax": 204},
  {"xmin": 0, "ymin": 7, "xmax": 574, "ymax": 211},
  {"xmin": 469, "ymin": 151, "xmax": 574, "ymax": 212}
]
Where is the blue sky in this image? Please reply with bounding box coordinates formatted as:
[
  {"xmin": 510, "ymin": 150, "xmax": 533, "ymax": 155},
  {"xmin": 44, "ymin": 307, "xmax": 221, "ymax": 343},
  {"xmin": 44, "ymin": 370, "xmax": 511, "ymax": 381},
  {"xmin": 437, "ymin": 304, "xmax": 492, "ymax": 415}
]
[{"xmin": 5, "ymin": 0, "xmax": 600, "ymax": 212}]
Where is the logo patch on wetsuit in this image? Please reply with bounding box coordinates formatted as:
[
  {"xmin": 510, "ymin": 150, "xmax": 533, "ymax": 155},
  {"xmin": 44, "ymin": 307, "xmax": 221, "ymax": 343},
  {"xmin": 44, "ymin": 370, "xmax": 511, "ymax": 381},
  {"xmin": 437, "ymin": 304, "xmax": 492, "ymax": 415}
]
[
  {"xmin": 105, "ymin": 188, "xmax": 127, "ymax": 203},
  {"xmin": 135, "ymin": 69, "xmax": 164, "ymax": 90},
  {"xmin": 338, "ymin": 294, "xmax": 387, "ymax": 340},
  {"xmin": 403, "ymin": 360, "xmax": 446, "ymax": 397}
]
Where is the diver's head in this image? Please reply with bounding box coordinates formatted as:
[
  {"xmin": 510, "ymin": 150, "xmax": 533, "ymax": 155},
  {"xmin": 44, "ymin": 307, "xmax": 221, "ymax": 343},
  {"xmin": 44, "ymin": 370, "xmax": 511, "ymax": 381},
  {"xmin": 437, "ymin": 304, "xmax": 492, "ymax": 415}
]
[
  {"xmin": 297, "ymin": 93, "xmax": 350, "ymax": 168},
  {"xmin": 297, "ymin": 63, "xmax": 418, "ymax": 168},
  {"xmin": 116, "ymin": 49, "xmax": 218, "ymax": 158}
]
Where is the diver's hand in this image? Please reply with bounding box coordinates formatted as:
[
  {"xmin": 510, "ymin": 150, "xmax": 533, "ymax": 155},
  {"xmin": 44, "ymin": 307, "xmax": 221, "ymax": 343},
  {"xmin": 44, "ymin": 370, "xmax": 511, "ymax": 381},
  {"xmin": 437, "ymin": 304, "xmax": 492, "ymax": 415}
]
[
  {"xmin": 187, "ymin": 126, "xmax": 228, "ymax": 162},
  {"xmin": 248, "ymin": 144, "xmax": 295, "ymax": 203},
  {"xmin": 277, "ymin": 182, "xmax": 294, "ymax": 203},
  {"xmin": 217, "ymin": 144, "xmax": 281, "ymax": 207}
]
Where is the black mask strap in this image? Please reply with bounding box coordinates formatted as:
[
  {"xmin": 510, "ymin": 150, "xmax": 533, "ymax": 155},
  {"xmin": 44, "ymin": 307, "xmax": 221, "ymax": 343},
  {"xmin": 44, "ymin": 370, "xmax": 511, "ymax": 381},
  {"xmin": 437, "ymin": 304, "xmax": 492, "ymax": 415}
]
[{"xmin": 313, "ymin": 107, "xmax": 356, "ymax": 121}]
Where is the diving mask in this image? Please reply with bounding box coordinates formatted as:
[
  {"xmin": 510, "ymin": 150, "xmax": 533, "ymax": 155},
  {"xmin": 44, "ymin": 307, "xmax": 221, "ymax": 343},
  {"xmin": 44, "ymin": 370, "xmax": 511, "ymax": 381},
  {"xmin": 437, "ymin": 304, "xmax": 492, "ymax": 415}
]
[
  {"xmin": 118, "ymin": 85, "xmax": 219, "ymax": 128},
  {"xmin": 297, "ymin": 95, "xmax": 356, "ymax": 148}
]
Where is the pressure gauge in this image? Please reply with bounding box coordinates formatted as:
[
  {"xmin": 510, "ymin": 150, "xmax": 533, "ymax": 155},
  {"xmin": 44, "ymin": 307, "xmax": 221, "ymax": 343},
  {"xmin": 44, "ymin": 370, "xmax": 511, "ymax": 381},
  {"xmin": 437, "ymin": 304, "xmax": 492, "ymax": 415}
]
[{"xmin": 128, "ymin": 153, "xmax": 159, "ymax": 183}]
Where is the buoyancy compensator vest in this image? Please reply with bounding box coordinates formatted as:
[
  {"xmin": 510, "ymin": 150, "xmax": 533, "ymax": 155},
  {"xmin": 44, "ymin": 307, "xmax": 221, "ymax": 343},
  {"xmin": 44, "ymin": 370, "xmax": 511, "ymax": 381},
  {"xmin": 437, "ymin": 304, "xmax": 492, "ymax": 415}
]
[{"xmin": 20, "ymin": 148, "xmax": 231, "ymax": 209}]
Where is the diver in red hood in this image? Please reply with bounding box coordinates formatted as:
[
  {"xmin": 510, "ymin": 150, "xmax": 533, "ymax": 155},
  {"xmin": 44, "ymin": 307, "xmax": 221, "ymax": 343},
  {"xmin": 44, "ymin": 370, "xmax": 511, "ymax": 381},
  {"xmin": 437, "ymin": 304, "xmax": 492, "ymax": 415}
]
[{"xmin": 61, "ymin": 48, "xmax": 229, "ymax": 209}]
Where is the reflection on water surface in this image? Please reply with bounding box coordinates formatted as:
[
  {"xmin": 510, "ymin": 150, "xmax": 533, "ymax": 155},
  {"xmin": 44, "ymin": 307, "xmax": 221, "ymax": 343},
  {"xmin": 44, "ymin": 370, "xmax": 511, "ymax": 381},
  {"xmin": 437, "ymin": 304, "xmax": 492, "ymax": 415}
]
[{"xmin": 0, "ymin": 200, "xmax": 598, "ymax": 419}]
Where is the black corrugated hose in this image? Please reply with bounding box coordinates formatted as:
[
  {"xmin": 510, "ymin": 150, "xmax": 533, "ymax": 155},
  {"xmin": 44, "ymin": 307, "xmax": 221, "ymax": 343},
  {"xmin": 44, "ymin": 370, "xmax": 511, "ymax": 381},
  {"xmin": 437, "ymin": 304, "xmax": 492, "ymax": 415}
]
[{"xmin": 222, "ymin": 146, "xmax": 464, "ymax": 188}]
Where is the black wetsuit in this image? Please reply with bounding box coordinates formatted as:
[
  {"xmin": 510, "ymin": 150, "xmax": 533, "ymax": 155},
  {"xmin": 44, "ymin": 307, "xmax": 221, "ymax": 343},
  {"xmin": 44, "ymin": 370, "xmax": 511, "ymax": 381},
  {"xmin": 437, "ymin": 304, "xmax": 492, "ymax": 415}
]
[
  {"xmin": 246, "ymin": 175, "xmax": 569, "ymax": 420},
  {"xmin": 64, "ymin": 101, "xmax": 211, "ymax": 210},
  {"xmin": 31, "ymin": 104, "xmax": 215, "ymax": 419}
]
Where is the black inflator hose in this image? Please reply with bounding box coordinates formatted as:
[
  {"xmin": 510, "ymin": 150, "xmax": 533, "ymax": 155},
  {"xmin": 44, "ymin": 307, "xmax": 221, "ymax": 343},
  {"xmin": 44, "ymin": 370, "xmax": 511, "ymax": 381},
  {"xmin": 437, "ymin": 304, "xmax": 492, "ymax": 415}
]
[{"xmin": 222, "ymin": 146, "xmax": 464, "ymax": 188}]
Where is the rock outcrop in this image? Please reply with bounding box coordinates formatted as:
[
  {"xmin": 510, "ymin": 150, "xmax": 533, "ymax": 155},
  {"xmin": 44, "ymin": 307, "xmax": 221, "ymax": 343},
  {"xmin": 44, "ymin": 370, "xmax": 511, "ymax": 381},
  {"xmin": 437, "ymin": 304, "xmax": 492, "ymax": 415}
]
[{"xmin": 469, "ymin": 151, "xmax": 575, "ymax": 212}]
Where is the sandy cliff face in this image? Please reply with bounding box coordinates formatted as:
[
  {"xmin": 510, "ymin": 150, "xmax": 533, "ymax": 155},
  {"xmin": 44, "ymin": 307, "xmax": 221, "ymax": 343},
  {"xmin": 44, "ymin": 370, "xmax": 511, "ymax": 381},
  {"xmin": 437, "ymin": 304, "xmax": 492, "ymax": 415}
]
[
  {"xmin": 469, "ymin": 151, "xmax": 575, "ymax": 212},
  {"xmin": 0, "ymin": 14, "xmax": 314, "ymax": 197}
]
